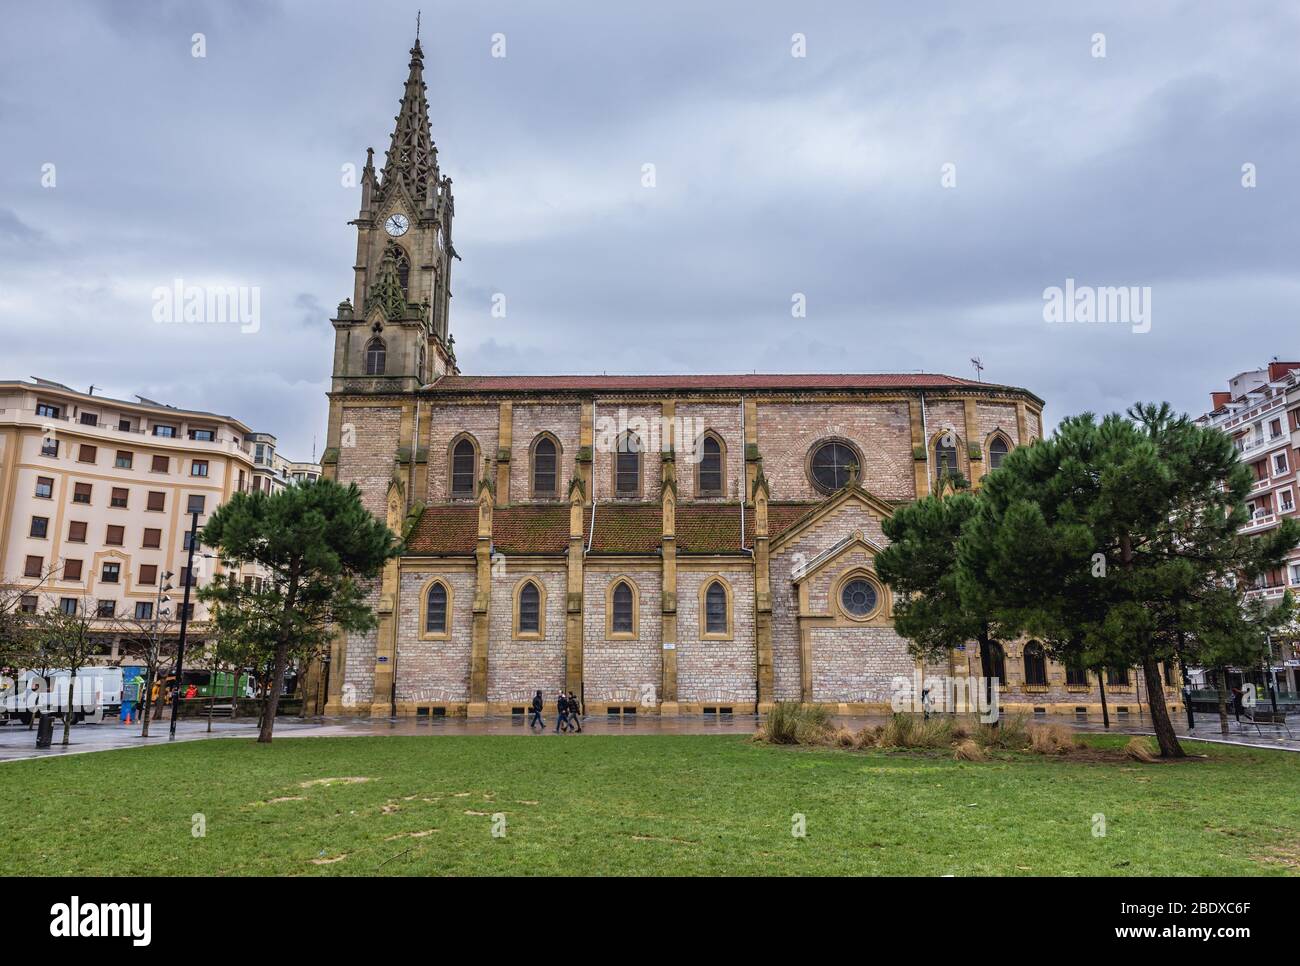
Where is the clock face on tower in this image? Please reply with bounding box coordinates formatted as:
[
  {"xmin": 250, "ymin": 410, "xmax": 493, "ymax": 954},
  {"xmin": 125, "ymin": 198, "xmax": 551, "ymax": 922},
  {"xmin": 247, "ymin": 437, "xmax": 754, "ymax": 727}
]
[{"xmin": 384, "ymin": 213, "xmax": 409, "ymax": 237}]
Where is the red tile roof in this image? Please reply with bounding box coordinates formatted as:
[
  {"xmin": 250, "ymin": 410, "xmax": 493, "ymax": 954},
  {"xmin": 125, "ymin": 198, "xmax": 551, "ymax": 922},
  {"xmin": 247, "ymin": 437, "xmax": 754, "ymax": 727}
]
[
  {"xmin": 425, "ymin": 373, "xmax": 1014, "ymax": 394},
  {"xmin": 405, "ymin": 505, "xmax": 478, "ymax": 555}
]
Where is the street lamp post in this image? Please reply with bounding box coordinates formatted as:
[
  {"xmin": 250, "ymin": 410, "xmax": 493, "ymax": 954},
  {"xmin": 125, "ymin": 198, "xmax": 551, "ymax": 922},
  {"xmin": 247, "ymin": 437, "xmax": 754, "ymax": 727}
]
[{"xmin": 168, "ymin": 511, "xmax": 201, "ymax": 740}]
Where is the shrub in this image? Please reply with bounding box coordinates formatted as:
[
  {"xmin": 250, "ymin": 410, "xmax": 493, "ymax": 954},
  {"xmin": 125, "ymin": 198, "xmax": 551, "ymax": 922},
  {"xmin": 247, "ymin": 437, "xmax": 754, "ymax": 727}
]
[
  {"xmin": 878, "ymin": 714, "xmax": 954, "ymax": 749},
  {"xmin": 830, "ymin": 727, "xmax": 857, "ymax": 749},
  {"xmin": 1125, "ymin": 737, "xmax": 1157, "ymax": 763},
  {"xmin": 758, "ymin": 701, "xmax": 833, "ymax": 745},
  {"xmin": 974, "ymin": 712, "xmax": 1031, "ymax": 751},
  {"xmin": 1028, "ymin": 724, "xmax": 1082, "ymax": 756},
  {"xmin": 854, "ymin": 726, "xmax": 879, "ymax": 750},
  {"xmin": 953, "ymin": 739, "xmax": 986, "ymax": 761}
]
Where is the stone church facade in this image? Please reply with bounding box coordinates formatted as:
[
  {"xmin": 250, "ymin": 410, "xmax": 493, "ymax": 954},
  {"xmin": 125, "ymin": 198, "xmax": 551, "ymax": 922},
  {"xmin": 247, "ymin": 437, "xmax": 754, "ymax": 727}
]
[{"xmin": 318, "ymin": 38, "xmax": 1164, "ymax": 718}]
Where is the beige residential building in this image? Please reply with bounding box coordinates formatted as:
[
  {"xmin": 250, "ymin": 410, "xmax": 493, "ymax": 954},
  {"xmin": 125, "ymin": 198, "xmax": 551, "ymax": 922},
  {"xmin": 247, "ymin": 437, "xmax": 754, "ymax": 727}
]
[{"xmin": 0, "ymin": 378, "xmax": 319, "ymax": 662}]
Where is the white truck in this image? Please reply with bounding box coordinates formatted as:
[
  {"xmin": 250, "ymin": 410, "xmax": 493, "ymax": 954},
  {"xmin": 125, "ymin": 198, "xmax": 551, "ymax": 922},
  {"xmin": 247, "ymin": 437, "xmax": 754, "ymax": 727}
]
[{"xmin": 0, "ymin": 667, "xmax": 124, "ymax": 724}]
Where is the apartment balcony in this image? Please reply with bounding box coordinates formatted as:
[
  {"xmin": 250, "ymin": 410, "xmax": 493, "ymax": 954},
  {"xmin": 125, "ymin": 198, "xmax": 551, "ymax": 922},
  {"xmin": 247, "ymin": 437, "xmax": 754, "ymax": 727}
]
[
  {"xmin": 0, "ymin": 407, "xmax": 251, "ymax": 458},
  {"xmin": 1245, "ymin": 585, "xmax": 1288, "ymax": 602},
  {"xmin": 1242, "ymin": 508, "xmax": 1279, "ymax": 534}
]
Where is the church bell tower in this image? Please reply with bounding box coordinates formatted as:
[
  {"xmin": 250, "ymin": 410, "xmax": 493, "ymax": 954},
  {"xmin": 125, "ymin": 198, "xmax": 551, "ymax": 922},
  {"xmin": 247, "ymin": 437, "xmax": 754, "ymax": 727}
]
[{"xmin": 330, "ymin": 33, "xmax": 458, "ymax": 393}]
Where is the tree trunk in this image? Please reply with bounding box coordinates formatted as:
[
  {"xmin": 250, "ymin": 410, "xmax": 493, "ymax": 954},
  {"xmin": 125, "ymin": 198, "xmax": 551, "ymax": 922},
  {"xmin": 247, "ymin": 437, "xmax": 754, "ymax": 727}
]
[
  {"xmin": 1217, "ymin": 666, "xmax": 1230, "ymax": 735},
  {"xmin": 258, "ymin": 641, "xmax": 290, "ymax": 744},
  {"xmin": 1142, "ymin": 655, "xmax": 1184, "ymax": 758},
  {"xmin": 62, "ymin": 673, "xmax": 75, "ymax": 745},
  {"xmin": 976, "ymin": 630, "xmax": 996, "ymax": 725},
  {"xmin": 140, "ymin": 670, "xmax": 153, "ymax": 738},
  {"xmin": 1097, "ymin": 671, "xmax": 1109, "ymax": 729}
]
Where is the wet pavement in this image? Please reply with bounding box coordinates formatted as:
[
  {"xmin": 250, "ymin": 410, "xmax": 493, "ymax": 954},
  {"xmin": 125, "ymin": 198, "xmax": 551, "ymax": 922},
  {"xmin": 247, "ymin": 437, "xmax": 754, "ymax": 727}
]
[{"xmin": 1, "ymin": 710, "xmax": 1295, "ymax": 763}]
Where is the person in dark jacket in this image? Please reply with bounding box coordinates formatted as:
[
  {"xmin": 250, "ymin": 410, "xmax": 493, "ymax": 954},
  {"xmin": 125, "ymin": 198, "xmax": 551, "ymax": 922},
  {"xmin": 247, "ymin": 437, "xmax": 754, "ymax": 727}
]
[
  {"xmin": 529, "ymin": 690, "xmax": 544, "ymax": 730},
  {"xmin": 566, "ymin": 691, "xmax": 582, "ymax": 732},
  {"xmin": 1231, "ymin": 686, "xmax": 1245, "ymax": 723},
  {"xmin": 555, "ymin": 691, "xmax": 569, "ymax": 733}
]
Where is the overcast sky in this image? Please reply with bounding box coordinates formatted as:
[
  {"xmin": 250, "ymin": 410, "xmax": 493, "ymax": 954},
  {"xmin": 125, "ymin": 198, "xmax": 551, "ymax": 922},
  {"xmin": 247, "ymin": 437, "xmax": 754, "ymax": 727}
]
[{"xmin": 2, "ymin": 0, "xmax": 1297, "ymax": 460}]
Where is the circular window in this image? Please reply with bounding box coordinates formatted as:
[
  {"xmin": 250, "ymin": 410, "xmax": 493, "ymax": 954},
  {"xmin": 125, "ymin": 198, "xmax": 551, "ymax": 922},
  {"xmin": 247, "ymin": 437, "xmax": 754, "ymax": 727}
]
[
  {"xmin": 840, "ymin": 578, "xmax": 878, "ymax": 618},
  {"xmin": 809, "ymin": 441, "xmax": 859, "ymax": 493}
]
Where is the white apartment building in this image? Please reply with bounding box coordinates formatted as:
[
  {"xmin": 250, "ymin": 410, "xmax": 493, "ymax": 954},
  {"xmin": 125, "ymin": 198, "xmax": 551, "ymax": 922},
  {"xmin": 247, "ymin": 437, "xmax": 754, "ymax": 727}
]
[
  {"xmin": 0, "ymin": 378, "xmax": 319, "ymax": 663},
  {"xmin": 1197, "ymin": 361, "xmax": 1300, "ymax": 695}
]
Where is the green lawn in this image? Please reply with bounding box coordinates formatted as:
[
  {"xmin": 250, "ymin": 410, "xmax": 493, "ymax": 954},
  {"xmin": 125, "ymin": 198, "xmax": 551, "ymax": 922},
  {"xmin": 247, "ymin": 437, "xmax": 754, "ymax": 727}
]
[{"xmin": 2, "ymin": 734, "xmax": 1297, "ymax": 876}]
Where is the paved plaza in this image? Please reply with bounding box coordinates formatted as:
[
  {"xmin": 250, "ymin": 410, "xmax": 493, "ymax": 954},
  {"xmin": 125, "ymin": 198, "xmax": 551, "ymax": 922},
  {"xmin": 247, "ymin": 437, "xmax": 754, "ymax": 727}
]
[{"xmin": 0, "ymin": 709, "xmax": 1295, "ymax": 763}]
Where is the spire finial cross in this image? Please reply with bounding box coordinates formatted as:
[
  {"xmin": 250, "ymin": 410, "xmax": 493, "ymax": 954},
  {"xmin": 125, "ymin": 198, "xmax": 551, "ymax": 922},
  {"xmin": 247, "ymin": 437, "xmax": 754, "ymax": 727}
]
[{"xmin": 416, "ymin": 10, "xmax": 421, "ymax": 40}]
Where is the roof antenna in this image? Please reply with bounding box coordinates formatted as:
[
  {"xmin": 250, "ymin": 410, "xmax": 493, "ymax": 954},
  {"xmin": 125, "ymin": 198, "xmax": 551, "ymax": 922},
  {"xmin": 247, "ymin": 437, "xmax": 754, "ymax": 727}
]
[
  {"xmin": 970, "ymin": 357, "xmax": 984, "ymax": 382},
  {"xmin": 88, "ymin": 385, "xmax": 97, "ymax": 396}
]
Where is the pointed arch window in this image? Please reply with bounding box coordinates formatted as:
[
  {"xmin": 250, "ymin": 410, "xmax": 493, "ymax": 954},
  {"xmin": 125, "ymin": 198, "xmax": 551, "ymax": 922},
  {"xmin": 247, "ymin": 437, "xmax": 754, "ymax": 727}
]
[
  {"xmin": 365, "ymin": 337, "xmax": 386, "ymax": 376},
  {"xmin": 516, "ymin": 580, "xmax": 543, "ymax": 637},
  {"xmin": 532, "ymin": 435, "xmax": 559, "ymax": 500},
  {"xmin": 988, "ymin": 434, "xmax": 1010, "ymax": 470},
  {"xmin": 934, "ymin": 436, "xmax": 960, "ymax": 484},
  {"xmin": 615, "ymin": 432, "xmax": 642, "ymax": 499},
  {"xmin": 1023, "ymin": 640, "xmax": 1048, "ymax": 687},
  {"xmin": 697, "ymin": 433, "xmax": 724, "ymax": 497},
  {"xmin": 703, "ymin": 579, "xmax": 731, "ymax": 638},
  {"xmin": 612, "ymin": 581, "xmax": 634, "ymax": 635},
  {"xmin": 423, "ymin": 581, "xmax": 449, "ymax": 637},
  {"xmin": 450, "ymin": 437, "xmax": 477, "ymax": 498}
]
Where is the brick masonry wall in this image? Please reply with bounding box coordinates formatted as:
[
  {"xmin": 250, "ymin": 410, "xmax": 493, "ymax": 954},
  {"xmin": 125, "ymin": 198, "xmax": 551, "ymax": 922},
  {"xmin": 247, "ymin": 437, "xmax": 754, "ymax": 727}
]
[
  {"xmin": 425, "ymin": 403, "xmax": 499, "ymax": 503},
  {"xmin": 508, "ymin": 403, "xmax": 581, "ymax": 502},
  {"xmin": 337, "ymin": 406, "xmax": 401, "ymax": 520},
  {"xmin": 395, "ymin": 568, "xmax": 475, "ymax": 702},
  {"xmin": 810, "ymin": 624, "xmax": 915, "ymax": 704},
  {"xmin": 975, "ymin": 402, "xmax": 1019, "ymax": 450},
  {"xmin": 342, "ymin": 578, "xmax": 380, "ymax": 706},
  {"xmin": 592, "ymin": 402, "xmax": 663, "ymax": 502},
  {"xmin": 486, "ymin": 568, "xmax": 567, "ymax": 703},
  {"xmin": 676, "ymin": 566, "xmax": 756, "ymax": 703},
  {"xmin": 676, "ymin": 402, "xmax": 744, "ymax": 502},
  {"xmin": 770, "ymin": 502, "xmax": 884, "ymax": 701},
  {"xmin": 582, "ymin": 567, "xmax": 662, "ymax": 704},
  {"xmin": 1027, "ymin": 408, "xmax": 1041, "ymax": 441},
  {"xmin": 755, "ymin": 401, "xmax": 914, "ymax": 502}
]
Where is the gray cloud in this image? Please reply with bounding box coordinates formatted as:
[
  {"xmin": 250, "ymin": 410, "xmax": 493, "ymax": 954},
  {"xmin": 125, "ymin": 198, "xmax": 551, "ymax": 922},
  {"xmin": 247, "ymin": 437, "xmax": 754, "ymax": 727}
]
[{"xmin": 2, "ymin": 0, "xmax": 1299, "ymax": 460}]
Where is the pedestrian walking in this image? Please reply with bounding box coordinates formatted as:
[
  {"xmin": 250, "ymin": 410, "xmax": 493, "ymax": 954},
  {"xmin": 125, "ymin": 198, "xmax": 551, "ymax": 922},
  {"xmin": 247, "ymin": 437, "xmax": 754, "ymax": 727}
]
[
  {"xmin": 528, "ymin": 689, "xmax": 545, "ymax": 730},
  {"xmin": 555, "ymin": 691, "xmax": 569, "ymax": 733},
  {"xmin": 567, "ymin": 691, "xmax": 582, "ymax": 732}
]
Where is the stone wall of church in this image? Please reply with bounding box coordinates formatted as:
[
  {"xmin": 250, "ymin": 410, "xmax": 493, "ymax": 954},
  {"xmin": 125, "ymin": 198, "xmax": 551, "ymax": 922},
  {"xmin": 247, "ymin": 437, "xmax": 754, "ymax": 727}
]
[
  {"xmin": 508, "ymin": 403, "xmax": 581, "ymax": 501},
  {"xmin": 425, "ymin": 402, "xmax": 499, "ymax": 502},
  {"xmin": 677, "ymin": 402, "xmax": 745, "ymax": 502},
  {"xmin": 338, "ymin": 406, "xmax": 401, "ymax": 520},
  {"xmin": 756, "ymin": 401, "xmax": 914, "ymax": 502},
  {"xmin": 593, "ymin": 402, "xmax": 663, "ymax": 502},
  {"xmin": 809, "ymin": 624, "xmax": 914, "ymax": 704},
  {"xmin": 395, "ymin": 569, "xmax": 475, "ymax": 703},
  {"xmin": 582, "ymin": 567, "xmax": 662, "ymax": 706},
  {"xmin": 769, "ymin": 502, "xmax": 885, "ymax": 701},
  {"xmin": 342, "ymin": 579, "xmax": 380, "ymax": 706},
  {"xmin": 676, "ymin": 566, "xmax": 756, "ymax": 704},
  {"xmin": 486, "ymin": 568, "xmax": 567, "ymax": 704}
]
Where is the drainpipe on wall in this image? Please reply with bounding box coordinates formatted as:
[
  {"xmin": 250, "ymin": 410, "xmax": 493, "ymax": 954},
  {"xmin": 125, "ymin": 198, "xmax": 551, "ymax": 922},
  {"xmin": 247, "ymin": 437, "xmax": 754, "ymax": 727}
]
[
  {"xmin": 586, "ymin": 399, "xmax": 598, "ymax": 553},
  {"xmin": 920, "ymin": 392, "xmax": 931, "ymax": 489},
  {"xmin": 740, "ymin": 396, "xmax": 752, "ymax": 555}
]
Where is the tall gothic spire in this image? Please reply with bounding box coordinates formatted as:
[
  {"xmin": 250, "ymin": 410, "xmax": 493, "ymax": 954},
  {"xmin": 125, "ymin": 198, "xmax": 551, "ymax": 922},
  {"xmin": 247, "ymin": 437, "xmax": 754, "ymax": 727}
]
[{"xmin": 379, "ymin": 36, "xmax": 437, "ymax": 205}]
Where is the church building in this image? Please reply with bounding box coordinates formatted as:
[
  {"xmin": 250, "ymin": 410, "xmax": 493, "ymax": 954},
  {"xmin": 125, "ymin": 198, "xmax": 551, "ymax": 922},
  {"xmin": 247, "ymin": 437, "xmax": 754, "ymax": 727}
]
[{"xmin": 318, "ymin": 37, "xmax": 1150, "ymax": 719}]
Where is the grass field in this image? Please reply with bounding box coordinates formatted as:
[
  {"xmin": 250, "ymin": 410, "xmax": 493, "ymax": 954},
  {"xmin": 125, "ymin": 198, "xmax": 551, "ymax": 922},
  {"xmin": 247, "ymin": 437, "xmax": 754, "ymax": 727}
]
[{"xmin": 2, "ymin": 734, "xmax": 1297, "ymax": 876}]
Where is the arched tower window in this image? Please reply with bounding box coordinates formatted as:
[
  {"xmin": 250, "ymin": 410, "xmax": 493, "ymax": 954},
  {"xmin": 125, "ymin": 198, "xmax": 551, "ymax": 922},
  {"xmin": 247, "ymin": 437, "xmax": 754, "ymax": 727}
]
[
  {"xmin": 1023, "ymin": 640, "xmax": 1047, "ymax": 687},
  {"xmin": 364, "ymin": 337, "xmax": 386, "ymax": 376},
  {"xmin": 450, "ymin": 437, "xmax": 477, "ymax": 498},
  {"xmin": 393, "ymin": 247, "xmax": 411, "ymax": 296}
]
